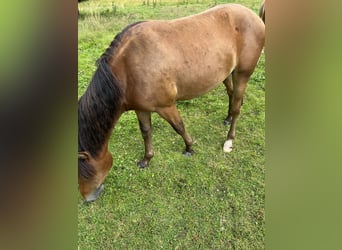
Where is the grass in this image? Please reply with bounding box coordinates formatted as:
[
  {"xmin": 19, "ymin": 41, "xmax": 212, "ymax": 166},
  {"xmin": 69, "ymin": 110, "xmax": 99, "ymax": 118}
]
[{"xmin": 78, "ymin": 0, "xmax": 265, "ymax": 249}]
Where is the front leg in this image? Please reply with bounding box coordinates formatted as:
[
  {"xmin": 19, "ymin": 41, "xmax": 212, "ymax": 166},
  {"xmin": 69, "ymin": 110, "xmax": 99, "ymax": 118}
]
[
  {"xmin": 135, "ymin": 111, "xmax": 154, "ymax": 168},
  {"xmin": 157, "ymin": 105, "xmax": 194, "ymax": 156}
]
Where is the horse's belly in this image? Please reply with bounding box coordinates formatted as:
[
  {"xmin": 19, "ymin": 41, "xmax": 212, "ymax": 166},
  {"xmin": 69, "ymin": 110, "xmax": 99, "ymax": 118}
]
[
  {"xmin": 176, "ymin": 80, "xmax": 223, "ymax": 100},
  {"xmin": 175, "ymin": 66, "xmax": 232, "ymax": 100}
]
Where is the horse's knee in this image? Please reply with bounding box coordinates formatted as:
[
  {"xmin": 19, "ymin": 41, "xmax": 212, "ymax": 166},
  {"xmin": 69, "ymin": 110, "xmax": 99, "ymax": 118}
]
[{"xmin": 140, "ymin": 125, "xmax": 152, "ymax": 138}]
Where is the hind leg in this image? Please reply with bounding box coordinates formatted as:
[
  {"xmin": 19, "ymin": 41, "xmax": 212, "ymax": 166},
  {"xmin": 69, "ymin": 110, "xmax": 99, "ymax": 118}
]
[
  {"xmin": 223, "ymin": 71, "xmax": 250, "ymax": 153},
  {"xmin": 223, "ymin": 74, "xmax": 244, "ymax": 125},
  {"xmin": 157, "ymin": 105, "xmax": 194, "ymax": 156},
  {"xmin": 136, "ymin": 111, "xmax": 154, "ymax": 168},
  {"xmin": 223, "ymin": 74, "xmax": 233, "ymax": 125}
]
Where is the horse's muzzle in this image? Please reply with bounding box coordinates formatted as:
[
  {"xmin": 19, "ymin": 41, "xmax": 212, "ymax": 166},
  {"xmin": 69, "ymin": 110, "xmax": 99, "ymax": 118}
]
[{"xmin": 85, "ymin": 184, "xmax": 104, "ymax": 202}]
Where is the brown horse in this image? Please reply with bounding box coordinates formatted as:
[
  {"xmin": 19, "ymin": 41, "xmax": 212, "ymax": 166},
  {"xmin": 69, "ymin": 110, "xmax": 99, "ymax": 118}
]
[
  {"xmin": 259, "ymin": 0, "xmax": 265, "ymax": 23},
  {"xmin": 78, "ymin": 4, "xmax": 265, "ymax": 201}
]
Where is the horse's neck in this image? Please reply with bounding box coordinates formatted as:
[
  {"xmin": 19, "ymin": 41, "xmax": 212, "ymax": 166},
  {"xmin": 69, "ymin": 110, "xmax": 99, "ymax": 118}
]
[
  {"xmin": 106, "ymin": 111, "xmax": 123, "ymax": 142},
  {"xmin": 91, "ymin": 112, "xmax": 121, "ymax": 158}
]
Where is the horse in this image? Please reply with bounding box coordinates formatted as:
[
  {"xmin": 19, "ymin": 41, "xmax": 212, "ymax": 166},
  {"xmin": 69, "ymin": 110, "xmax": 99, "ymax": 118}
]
[
  {"xmin": 259, "ymin": 0, "xmax": 265, "ymax": 23},
  {"xmin": 78, "ymin": 4, "xmax": 265, "ymax": 202}
]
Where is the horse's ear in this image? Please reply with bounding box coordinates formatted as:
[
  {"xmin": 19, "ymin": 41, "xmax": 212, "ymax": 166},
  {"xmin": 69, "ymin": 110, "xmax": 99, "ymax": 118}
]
[{"xmin": 78, "ymin": 152, "xmax": 90, "ymax": 161}]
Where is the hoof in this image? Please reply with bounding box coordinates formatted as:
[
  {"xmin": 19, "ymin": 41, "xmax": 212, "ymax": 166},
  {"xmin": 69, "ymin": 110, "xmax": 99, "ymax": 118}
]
[
  {"xmin": 137, "ymin": 160, "xmax": 148, "ymax": 169},
  {"xmin": 223, "ymin": 140, "xmax": 233, "ymax": 153},
  {"xmin": 223, "ymin": 117, "xmax": 232, "ymax": 126},
  {"xmin": 183, "ymin": 151, "xmax": 193, "ymax": 157}
]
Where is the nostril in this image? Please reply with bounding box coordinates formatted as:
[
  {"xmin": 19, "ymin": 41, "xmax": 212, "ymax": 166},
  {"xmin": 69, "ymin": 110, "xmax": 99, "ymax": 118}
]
[{"xmin": 85, "ymin": 184, "xmax": 104, "ymax": 202}]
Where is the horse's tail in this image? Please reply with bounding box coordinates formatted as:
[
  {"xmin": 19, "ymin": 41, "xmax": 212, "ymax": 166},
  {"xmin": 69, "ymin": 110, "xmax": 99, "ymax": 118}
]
[
  {"xmin": 259, "ymin": 0, "xmax": 265, "ymax": 23},
  {"xmin": 258, "ymin": 1, "xmax": 266, "ymax": 51}
]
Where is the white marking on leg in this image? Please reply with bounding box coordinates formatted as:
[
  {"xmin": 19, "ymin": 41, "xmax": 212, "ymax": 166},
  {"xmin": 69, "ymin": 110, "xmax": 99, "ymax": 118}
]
[{"xmin": 223, "ymin": 139, "xmax": 233, "ymax": 153}]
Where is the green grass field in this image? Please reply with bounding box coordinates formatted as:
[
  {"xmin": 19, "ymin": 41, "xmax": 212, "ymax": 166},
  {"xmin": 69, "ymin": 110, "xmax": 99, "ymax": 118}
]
[{"xmin": 78, "ymin": 0, "xmax": 265, "ymax": 248}]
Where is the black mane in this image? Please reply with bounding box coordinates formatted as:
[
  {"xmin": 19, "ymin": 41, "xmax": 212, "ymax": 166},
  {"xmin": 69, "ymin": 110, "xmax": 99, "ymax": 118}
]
[
  {"xmin": 99, "ymin": 21, "xmax": 146, "ymax": 64},
  {"xmin": 78, "ymin": 21, "xmax": 145, "ymax": 179}
]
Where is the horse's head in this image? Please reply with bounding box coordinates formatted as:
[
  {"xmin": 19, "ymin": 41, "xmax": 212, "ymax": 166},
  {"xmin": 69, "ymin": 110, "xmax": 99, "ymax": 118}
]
[{"xmin": 78, "ymin": 149, "xmax": 113, "ymax": 202}]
